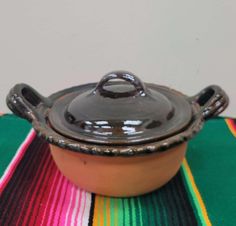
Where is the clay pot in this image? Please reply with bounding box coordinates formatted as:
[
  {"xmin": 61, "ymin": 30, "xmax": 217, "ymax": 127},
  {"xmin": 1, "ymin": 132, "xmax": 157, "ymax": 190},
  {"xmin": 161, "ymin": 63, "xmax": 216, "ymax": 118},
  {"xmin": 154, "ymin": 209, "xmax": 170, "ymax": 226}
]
[
  {"xmin": 6, "ymin": 71, "xmax": 229, "ymax": 197},
  {"xmin": 50, "ymin": 143, "xmax": 187, "ymax": 197}
]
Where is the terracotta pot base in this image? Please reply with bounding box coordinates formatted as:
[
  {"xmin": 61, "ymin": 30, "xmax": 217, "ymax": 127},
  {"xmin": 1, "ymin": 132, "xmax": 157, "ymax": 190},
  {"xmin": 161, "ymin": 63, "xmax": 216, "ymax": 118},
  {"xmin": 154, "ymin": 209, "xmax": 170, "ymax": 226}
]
[{"xmin": 50, "ymin": 142, "xmax": 187, "ymax": 197}]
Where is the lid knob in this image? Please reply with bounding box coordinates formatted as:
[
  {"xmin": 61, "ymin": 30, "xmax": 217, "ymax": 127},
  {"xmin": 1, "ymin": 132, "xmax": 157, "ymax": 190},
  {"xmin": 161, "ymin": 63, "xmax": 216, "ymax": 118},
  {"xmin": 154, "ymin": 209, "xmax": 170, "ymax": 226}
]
[{"xmin": 94, "ymin": 71, "xmax": 147, "ymax": 98}]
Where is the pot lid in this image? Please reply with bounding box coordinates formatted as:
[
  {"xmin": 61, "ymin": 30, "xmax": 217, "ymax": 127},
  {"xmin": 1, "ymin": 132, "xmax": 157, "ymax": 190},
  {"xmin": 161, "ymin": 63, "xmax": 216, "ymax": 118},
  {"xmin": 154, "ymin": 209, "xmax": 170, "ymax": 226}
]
[{"xmin": 48, "ymin": 71, "xmax": 192, "ymax": 145}]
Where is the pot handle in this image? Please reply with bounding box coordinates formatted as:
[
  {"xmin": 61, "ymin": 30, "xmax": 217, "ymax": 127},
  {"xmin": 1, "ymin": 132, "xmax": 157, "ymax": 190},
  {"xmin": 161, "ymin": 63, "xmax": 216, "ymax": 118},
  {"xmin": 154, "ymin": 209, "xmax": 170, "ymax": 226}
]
[
  {"xmin": 6, "ymin": 84, "xmax": 52, "ymax": 122},
  {"xmin": 189, "ymin": 85, "xmax": 229, "ymax": 120}
]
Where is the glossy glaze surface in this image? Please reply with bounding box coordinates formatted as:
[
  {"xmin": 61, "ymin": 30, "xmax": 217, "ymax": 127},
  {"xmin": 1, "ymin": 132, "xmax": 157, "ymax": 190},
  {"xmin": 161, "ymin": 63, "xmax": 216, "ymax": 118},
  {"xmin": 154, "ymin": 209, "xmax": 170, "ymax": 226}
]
[
  {"xmin": 48, "ymin": 71, "xmax": 192, "ymax": 144},
  {"xmin": 48, "ymin": 80, "xmax": 192, "ymax": 144}
]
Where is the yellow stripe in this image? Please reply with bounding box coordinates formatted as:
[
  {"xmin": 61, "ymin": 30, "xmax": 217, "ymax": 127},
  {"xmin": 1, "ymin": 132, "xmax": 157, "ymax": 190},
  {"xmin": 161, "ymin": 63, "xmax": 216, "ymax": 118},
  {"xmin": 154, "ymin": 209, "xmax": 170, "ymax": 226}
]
[
  {"xmin": 225, "ymin": 119, "xmax": 236, "ymax": 137},
  {"xmin": 99, "ymin": 196, "xmax": 105, "ymax": 226},
  {"xmin": 183, "ymin": 159, "xmax": 212, "ymax": 226},
  {"xmin": 93, "ymin": 196, "xmax": 99, "ymax": 226},
  {"xmin": 114, "ymin": 199, "xmax": 118, "ymax": 226}
]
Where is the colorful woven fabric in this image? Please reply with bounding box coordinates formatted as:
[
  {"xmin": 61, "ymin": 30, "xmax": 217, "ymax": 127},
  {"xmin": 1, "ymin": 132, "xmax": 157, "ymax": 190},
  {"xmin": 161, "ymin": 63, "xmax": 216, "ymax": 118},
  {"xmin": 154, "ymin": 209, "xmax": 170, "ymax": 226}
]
[{"xmin": 0, "ymin": 114, "xmax": 236, "ymax": 226}]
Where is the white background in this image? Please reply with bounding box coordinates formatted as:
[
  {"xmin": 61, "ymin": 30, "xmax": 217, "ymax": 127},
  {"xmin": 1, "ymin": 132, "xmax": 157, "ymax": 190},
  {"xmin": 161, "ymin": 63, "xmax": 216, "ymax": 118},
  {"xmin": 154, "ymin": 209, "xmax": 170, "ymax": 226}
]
[{"xmin": 0, "ymin": 0, "xmax": 235, "ymax": 116}]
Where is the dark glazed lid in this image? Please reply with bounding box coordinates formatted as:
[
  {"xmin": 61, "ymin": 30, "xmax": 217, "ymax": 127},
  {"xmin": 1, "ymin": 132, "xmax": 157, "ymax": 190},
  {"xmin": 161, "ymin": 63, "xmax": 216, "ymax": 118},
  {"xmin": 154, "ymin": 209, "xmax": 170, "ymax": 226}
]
[{"xmin": 48, "ymin": 71, "xmax": 192, "ymax": 145}]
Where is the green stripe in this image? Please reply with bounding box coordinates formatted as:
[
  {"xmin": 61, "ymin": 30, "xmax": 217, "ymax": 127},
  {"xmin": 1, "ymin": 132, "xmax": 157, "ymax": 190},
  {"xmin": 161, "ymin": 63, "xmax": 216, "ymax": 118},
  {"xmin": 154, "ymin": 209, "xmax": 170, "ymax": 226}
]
[
  {"xmin": 147, "ymin": 194, "xmax": 156, "ymax": 226},
  {"xmin": 118, "ymin": 198, "xmax": 123, "ymax": 226},
  {"xmin": 172, "ymin": 172, "xmax": 194, "ymax": 225},
  {"xmin": 115, "ymin": 198, "xmax": 120, "ymax": 226},
  {"xmin": 138, "ymin": 196, "xmax": 147, "ymax": 225},
  {"xmin": 127, "ymin": 198, "xmax": 133, "ymax": 226},
  {"xmin": 137, "ymin": 197, "xmax": 143, "ymax": 226},
  {"xmin": 159, "ymin": 191, "xmax": 169, "ymax": 226},
  {"xmin": 110, "ymin": 198, "xmax": 123, "ymax": 226},
  {"xmin": 157, "ymin": 189, "xmax": 168, "ymax": 226},
  {"xmin": 0, "ymin": 114, "xmax": 31, "ymax": 177},
  {"xmin": 130, "ymin": 198, "xmax": 137, "ymax": 226},
  {"xmin": 161, "ymin": 185, "xmax": 174, "ymax": 226},
  {"xmin": 151, "ymin": 192, "xmax": 161, "ymax": 226},
  {"xmin": 123, "ymin": 198, "xmax": 130, "ymax": 226},
  {"xmin": 139, "ymin": 194, "xmax": 153, "ymax": 226},
  {"xmin": 122, "ymin": 198, "xmax": 126, "ymax": 226},
  {"xmin": 181, "ymin": 165, "xmax": 206, "ymax": 226},
  {"xmin": 110, "ymin": 198, "xmax": 115, "ymax": 226},
  {"xmin": 186, "ymin": 118, "xmax": 236, "ymax": 226},
  {"xmin": 133, "ymin": 198, "xmax": 142, "ymax": 226},
  {"xmin": 170, "ymin": 179, "xmax": 185, "ymax": 225}
]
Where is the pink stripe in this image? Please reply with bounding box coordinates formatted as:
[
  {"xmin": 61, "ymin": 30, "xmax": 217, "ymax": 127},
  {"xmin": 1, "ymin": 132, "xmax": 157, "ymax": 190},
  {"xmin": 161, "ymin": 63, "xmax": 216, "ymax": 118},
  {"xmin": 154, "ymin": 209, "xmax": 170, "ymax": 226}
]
[
  {"xmin": 70, "ymin": 189, "xmax": 82, "ymax": 225},
  {"xmin": 15, "ymin": 145, "xmax": 51, "ymax": 226},
  {"xmin": 47, "ymin": 173, "xmax": 64, "ymax": 226},
  {"xmin": 75, "ymin": 189, "xmax": 83, "ymax": 226},
  {"xmin": 0, "ymin": 129, "xmax": 35, "ymax": 194},
  {"xmin": 75, "ymin": 189, "xmax": 84, "ymax": 226},
  {"xmin": 40, "ymin": 170, "xmax": 60, "ymax": 226},
  {"xmin": 64, "ymin": 185, "xmax": 76, "ymax": 226},
  {"xmin": 66, "ymin": 185, "xmax": 78, "ymax": 226},
  {"xmin": 52, "ymin": 177, "xmax": 68, "ymax": 226},
  {"xmin": 58, "ymin": 181, "xmax": 72, "ymax": 226},
  {"xmin": 80, "ymin": 190, "xmax": 87, "ymax": 226}
]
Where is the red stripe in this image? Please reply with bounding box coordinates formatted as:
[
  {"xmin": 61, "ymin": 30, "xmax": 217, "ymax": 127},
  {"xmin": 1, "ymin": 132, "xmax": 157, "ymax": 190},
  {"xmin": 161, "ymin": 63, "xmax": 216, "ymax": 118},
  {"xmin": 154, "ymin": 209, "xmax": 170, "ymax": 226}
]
[
  {"xmin": 0, "ymin": 137, "xmax": 43, "ymax": 225},
  {"xmin": 13, "ymin": 145, "xmax": 49, "ymax": 225},
  {"xmin": 52, "ymin": 177, "xmax": 69, "ymax": 226},
  {"xmin": 31, "ymin": 167, "xmax": 59, "ymax": 226},
  {"xmin": 15, "ymin": 146, "xmax": 51, "ymax": 226},
  {"xmin": 20, "ymin": 149, "xmax": 57, "ymax": 226},
  {"xmin": 230, "ymin": 119, "xmax": 236, "ymax": 132},
  {"xmin": 1, "ymin": 132, "xmax": 92, "ymax": 226},
  {"xmin": 56, "ymin": 180, "xmax": 70, "ymax": 226},
  {"xmin": 30, "ymin": 160, "xmax": 57, "ymax": 226},
  {"xmin": 226, "ymin": 119, "xmax": 236, "ymax": 137},
  {"xmin": 47, "ymin": 173, "xmax": 65, "ymax": 225},
  {"xmin": 39, "ymin": 170, "xmax": 61, "ymax": 225}
]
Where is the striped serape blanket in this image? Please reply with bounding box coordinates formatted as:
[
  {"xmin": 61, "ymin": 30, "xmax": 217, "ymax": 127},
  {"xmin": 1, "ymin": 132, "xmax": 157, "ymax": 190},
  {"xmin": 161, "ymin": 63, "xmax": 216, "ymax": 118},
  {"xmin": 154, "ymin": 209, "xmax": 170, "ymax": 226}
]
[{"xmin": 0, "ymin": 114, "xmax": 236, "ymax": 226}]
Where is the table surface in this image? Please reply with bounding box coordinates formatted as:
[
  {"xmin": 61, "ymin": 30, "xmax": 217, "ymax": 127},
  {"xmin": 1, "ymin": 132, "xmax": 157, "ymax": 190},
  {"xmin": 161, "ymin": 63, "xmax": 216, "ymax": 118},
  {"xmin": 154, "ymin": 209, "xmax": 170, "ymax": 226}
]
[{"xmin": 0, "ymin": 114, "xmax": 236, "ymax": 226}]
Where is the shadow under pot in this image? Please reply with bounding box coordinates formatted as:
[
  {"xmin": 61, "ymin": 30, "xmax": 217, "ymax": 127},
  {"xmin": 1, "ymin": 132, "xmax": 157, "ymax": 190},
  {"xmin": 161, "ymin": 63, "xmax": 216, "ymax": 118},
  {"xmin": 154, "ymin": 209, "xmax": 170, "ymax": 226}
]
[{"xmin": 6, "ymin": 71, "xmax": 229, "ymax": 197}]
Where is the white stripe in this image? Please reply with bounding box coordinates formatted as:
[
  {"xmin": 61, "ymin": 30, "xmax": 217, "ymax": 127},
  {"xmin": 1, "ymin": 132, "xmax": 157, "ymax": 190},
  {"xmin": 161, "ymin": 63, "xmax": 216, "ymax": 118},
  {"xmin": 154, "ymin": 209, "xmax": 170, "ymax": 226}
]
[
  {"xmin": 76, "ymin": 190, "xmax": 85, "ymax": 226},
  {"xmin": 65, "ymin": 186, "xmax": 75, "ymax": 226},
  {"xmin": 71, "ymin": 189, "xmax": 81, "ymax": 226},
  {"xmin": 0, "ymin": 129, "xmax": 34, "ymax": 185},
  {"xmin": 81, "ymin": 191, "xmax": 92, "ymax": 226}
]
